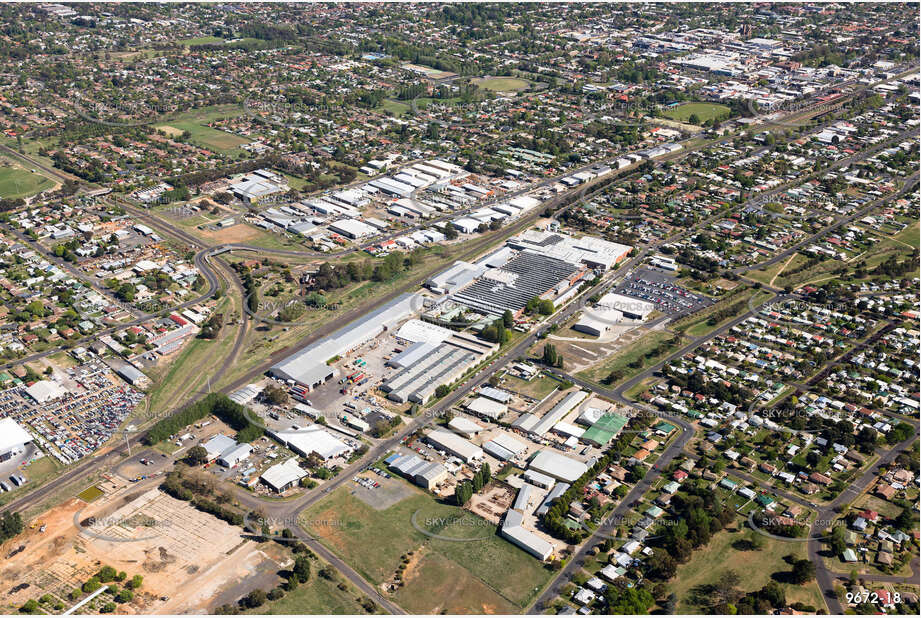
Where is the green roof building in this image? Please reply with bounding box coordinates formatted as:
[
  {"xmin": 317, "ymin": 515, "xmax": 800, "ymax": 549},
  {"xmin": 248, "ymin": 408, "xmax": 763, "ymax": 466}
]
[{"xmin": 582, "ymin": 413, "xmax": 628, "ymax": 447}]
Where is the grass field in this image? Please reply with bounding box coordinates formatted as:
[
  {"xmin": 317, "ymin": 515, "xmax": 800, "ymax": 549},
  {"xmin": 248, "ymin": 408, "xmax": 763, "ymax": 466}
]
[
  {"xmin": 77, "ymin": 485, "xmax": 104, "ymax": 503},
  {"xmin": 379, "ymin": 99, "xmax": 411, "ymax": 117},
  {"xmin": 666, "ymin": 524, "xmax": 825, "ymax": 613},
  {"xmin": 155, "ymin": 121, "xmax": 248, "ymax": 153},
  {"xmin": 576, "ymin": 329, "xmax": 677, "ymax": 386},
  {"xmin": 892, "ymin": 221, "xmax": 920, "ymax": 249},
  {"xmin": 0, "ymin": 161, "xmax": 55, "ymax": 199},
  {"xmin": 747, "ymin": 254, "xmax": 808, "ymax": 286},
  {"xmin": 0, "ymin": 456, "xmax": 61, "ymax": 508},
  {"xmin": 179, "ymin": 35, "xmax": 224, "ymax": 46},
  {"xmin": 300, "ymin": 486, "xmax": 553, "ymax": 612},
  {"xmin": 503, "ymin": 374, "xmax": 560, "ymax": 401},
  {"xmin": 472, "ymin": 77, "xmax": 531, "ymax": 92},
  {"xmin": 663, "ymin": 102, "xmax": 731, "ymax": 124},
  {"xmin": 678, "ymin": 289, "xmax": 770, "ymax": 338}
]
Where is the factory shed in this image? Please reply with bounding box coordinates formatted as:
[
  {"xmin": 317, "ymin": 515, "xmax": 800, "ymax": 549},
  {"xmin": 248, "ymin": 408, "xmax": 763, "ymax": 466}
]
[
  {"xmin": 260, "ymin": 458, "xmax": 308, "ymax": 493},
  {"xmin": 270, "ymin": 293, "xmax": 417, "ymax": 388},
  {"xmin": 270, "ymin": 427, "xmax": 350, "ymax": 461},
  {"xmin": 202, "ymin": 434, "xmax": 237, "ymax": 461},
  {"xmin": 530, "ymin": 390, "xmax": 588, "ymax": 438},
  {"xmin": 0, "ymin": 418, "xmax": 32, "ymax": 461},
  {"xmin": 448, "ymin": 417, "xmax": 483, "ymax": 438},
  {"xmin": 465, "ymin": 396, "xmax": 508, "ymax": 420},
  {"xmin": 424, "ymin": 429, "xmax": 484, "ymax": 462},
  {"xmin": 501, "ymin": 497, "xmax": 553, "ymax": 560},
  {"xmin": 529, "ymin": 450, "xmax": 589, "ymax": 483},
  {"xmin": 380, "ymin": 344, "xmax": 477, "ymax": 404}
]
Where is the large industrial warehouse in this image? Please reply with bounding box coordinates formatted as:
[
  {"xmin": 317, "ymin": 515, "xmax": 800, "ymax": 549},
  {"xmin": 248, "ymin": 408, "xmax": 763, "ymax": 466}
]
[
  {"xmin": 451, "ymin": 251, "xmax": 583, "ymax": 317},
  {"xmin": 380, "ymin": 343, "xmax": 478, "ymax": 404},
  {"xmin": 507, "ymin": 229, "xmax": 632, "ymax": 270},
  {"xmin": 269, "ymin": 293, "xmax": 417, "ymax": 388}
]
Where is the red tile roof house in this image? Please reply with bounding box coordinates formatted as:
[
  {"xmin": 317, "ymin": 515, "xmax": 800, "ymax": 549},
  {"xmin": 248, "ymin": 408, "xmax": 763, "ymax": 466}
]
[
  {"xmin": 858, "ymin": 510, "xmax": 879, "ymax": 523},
  {"xmin": 809, "ymin": 472, "xmax": 832, "ymax": 485},
  {"xmin": 875, "ymin": 483, "xmax": 896, "ymax": 500}
]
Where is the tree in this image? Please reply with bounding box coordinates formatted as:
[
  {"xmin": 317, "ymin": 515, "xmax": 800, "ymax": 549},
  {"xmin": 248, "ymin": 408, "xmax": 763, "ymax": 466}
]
[
  {"xmin": 604, "ymin": 586, "xmax": 655, "ymax": 614},
  {"xmin": 263, "ymin": 384, "xmax": 288, "ymax": 405},
  {"xmin": 790, "ymin": 559, "xmax": 815, "ymax": 584},
  {"xmin": 240, "ymin": 589, "xmax": 266, "ymax": 609},
  {"xmin": 434, "ymin": 384, "xmax": 450, "ymax": 398},
  {"xmin": 20, "ymin": 600, "xmax": 39, "ymax": 614},
  {"xmin": 454, "ymin": 481, "xmax": 473, "ymax": 506},
  {"xmin": 82, "ymin": 578, "xmax": 101, "ymax": 594},
  {"xmin": 502, "ymin": 309, "xmax": 514, "ymax": 328},
  {"xmin": 828, "ymin": 525, "xmax": 847, "ymax": 556},
  {"xmin": 759, "ymin": 581, "xmax": 786, "ymax": 608},
  {"xmin": 541, "ymin": 343, "xmax": 563, "ymax": 368},
  {"xmin": 187, "ymin": 445, "xmax": 208, "ymax": 465},
  {"xmin": 97, "ymin": 566, "xmax": 118, "ymax": 583},
  {"xmin": 292, "ymin": 556, "xmax": 311, "ymax": 583},
  {"xmin": 538, "ymin": 299, "xmax": 555, "ymax": 315}
]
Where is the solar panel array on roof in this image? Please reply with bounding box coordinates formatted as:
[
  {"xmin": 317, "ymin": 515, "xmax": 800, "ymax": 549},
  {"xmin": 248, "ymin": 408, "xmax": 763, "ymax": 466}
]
[{"xmin": 452, "ymin": 251, "xmax": 579, "ymax": 316}]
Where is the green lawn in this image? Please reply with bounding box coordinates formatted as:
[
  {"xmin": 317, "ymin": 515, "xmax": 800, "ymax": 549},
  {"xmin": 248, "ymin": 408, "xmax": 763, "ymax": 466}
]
[
  {"xmin": 472, "ymin": 77, "xmax": 531, "ymax": 92},
  {"xmin": 662, "ymin": 102, "xmax": 731, "ymax": 124},
  {"xmin": 0, "ymin": 162, "xmax": 55, "ymax": 199},
  {"xmin": 300, "ymin": 485, "xmax": 552, "ymax": 611},
  {"xmin": 892, "ymin": 221, "xmax": 920, "ymax": 249},
  {"xmin": 76, "ymin": 485, "xmax": 104, "ymax": 503},
  {"xmin": 379, "ymin": 99, "xmax": 411, "ymax": 117},
  {"xmin": 179, "ymin": 35, "xmax": 225, "ymax": 46},
  {"xmin": 155, "ymin": 120, "xmax": 249, "ymax": 153}
]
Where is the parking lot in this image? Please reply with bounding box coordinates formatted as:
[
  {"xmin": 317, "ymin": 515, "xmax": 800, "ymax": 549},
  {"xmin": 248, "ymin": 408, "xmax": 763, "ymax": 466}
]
[
  {"xmin": 348, "ymin": 467, "xmax": 416, "ymax": 511},
  {"xmin": 0, "ymin": 360, "xmax": 145, "ymax": 464},
  {"xmin": 613, "ymin": 267, "xmax": 713, "ymax": 317}
]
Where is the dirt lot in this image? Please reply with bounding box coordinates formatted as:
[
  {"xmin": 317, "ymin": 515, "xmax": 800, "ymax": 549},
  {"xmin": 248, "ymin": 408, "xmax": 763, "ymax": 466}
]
[
  {"xmin": 466, "ymin": 482, "xmax": 515, "ymax": 525},
  {"xmin": 548, "ymin": 322, "xmax": 656, "ymax": 373},
  {"xmin": 195, "ymin": 222, "xmax": 265, "ymax": 244},
  {"xmin": 0, "ymin": 482, "xmax": 281, "ymax": 614}
]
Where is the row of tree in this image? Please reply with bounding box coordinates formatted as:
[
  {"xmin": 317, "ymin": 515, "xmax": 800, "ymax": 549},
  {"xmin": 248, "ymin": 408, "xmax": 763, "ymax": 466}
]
[
  {"xmin": 144, "ymin": 392, "xmax": 263, "ymax": 445},
  {"xmin": 454, "ymin": 463, "xmax": 492, "ymax": 506}
]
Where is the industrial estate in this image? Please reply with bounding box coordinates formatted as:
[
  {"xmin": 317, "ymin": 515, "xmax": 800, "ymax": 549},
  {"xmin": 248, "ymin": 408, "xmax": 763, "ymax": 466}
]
[{"xmin": 0, "ymin": 2, "xmax": 918, "ymax": 617}]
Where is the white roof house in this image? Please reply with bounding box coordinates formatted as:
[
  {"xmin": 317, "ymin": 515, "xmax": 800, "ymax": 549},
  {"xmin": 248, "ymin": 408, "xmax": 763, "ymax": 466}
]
[
  {"xmin": 448, "ymin": 417, "xmax": 483, "ymax": 438},
  {"xmin": 465, "ymin": 396, "xmax": 508, "ymax": 420},
  {"xmin": 501, "ymin": 504, "xmax": 553, "ymax": 561},
  {"xmin": 597, "ymin": 293, "xmax": 655, "ymax": 320},
  {"xmin": 202, "ymin": 434, "xmax": 237, "ymax": 460}
]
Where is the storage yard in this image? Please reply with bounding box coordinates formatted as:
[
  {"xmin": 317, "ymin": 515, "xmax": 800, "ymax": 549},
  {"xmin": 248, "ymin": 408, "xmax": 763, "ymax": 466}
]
[{"xmin": 0, "ymin": 360, "xmax": 145, "ymax": 464}]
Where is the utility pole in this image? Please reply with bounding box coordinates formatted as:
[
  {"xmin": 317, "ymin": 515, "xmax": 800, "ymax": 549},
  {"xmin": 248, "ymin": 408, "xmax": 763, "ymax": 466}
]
[{"xmin": 124, "ymin": 424, "xmax": 136, "ymax": 457}]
